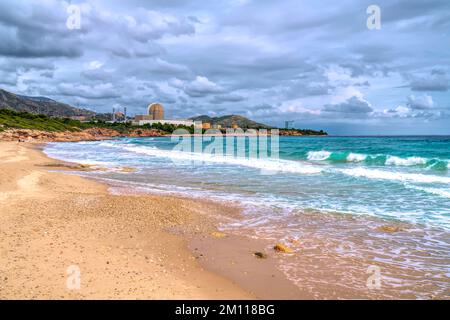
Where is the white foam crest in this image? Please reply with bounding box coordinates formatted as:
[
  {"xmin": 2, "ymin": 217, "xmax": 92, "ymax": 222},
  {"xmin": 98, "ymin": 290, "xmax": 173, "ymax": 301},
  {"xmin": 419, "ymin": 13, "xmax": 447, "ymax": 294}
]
[
  {"xmin": 97, "ymin": 141, "xmax": 117, "ymax": 147},
  {"xmin": 347, "ymin": 153, "xmax": 367, "ymax": 162},
  {"xmin": 339, "ymin": 167, "xmax": 450, "ymax": 184},
  {"xmin": 385, "ymin": 155, "xmax": 427, "ymax": 166},
  {"xmin": 307, "ymin": 150, "xmax": 331, "ymax": 161},
  {"xmin": 406, "ymin": 185, "xmax": 450, "ymax": 199},
  {"xmin": 120, "ymin": 145, "xmax": 322, "ymax": 174}
]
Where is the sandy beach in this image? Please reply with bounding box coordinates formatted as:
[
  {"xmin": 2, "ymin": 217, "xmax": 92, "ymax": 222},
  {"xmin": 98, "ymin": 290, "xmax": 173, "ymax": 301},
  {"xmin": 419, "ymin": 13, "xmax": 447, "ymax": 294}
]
[
  {"xmin": 0, "ymin": 141, "xmax": 263, "ymax": 299},
  {"xmin": 2, "ymin": 141, "xmax": 448, "ymax": 300}
]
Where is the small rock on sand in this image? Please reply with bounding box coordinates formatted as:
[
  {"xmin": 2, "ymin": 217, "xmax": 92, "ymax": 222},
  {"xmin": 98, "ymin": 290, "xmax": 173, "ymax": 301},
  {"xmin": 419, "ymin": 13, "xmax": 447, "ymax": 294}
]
[
  {"xmin": 211, "ymin": 231, "xmax": 226, "ymax": 238},
  {"xmin": 253, "ymin": 252, "xmax": 267, "ymax": 259},
  {"xmin": 377, "ymin": 225, "xmax": 403, "ymax": 233},
  {"xmin": 273, "ymin": 243, "xmax": 294, "ymax": 253}
]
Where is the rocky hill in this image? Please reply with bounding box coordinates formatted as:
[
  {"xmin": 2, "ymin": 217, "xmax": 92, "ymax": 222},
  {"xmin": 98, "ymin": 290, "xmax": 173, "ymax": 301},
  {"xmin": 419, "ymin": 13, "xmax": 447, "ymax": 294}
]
[
  {"xmin": 190, "ymin": 114, "xmax": 272, "ymax": 129},
  {"xmin": 0, "ymin": 88, "xmax": 96, "ymax": 118}
]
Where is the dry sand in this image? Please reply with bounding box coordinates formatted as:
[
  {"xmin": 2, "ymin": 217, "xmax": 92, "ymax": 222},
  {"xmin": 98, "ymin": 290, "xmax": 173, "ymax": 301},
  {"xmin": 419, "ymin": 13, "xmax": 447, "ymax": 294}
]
[{"xmin": 0, "ymin": 141, "xmax": 259, "ymax": 299}]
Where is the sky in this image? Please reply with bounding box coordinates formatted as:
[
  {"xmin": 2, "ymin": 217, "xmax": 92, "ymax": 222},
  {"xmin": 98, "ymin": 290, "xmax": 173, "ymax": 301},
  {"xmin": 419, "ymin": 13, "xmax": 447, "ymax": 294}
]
[{"xmin": 0, "ymin": 0, "xmax": 449, "ymax": 135}]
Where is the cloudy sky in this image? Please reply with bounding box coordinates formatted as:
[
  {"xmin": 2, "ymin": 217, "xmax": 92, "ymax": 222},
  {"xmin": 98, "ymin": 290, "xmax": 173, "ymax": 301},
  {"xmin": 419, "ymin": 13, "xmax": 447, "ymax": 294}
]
[{"xmin": 0, "ymin": 0, "xmax": 449, "ymax": 134}]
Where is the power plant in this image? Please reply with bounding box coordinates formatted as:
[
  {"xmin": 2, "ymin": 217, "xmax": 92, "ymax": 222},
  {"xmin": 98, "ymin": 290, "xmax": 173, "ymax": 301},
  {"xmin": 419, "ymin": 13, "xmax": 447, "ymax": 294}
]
[{"xmin": 133, "ymin": 103, "xmax": 194, "ymax": 127}]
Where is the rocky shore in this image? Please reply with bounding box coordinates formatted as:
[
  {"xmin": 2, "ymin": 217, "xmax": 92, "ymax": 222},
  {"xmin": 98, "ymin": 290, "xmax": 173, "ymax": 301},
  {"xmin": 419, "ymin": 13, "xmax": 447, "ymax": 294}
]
[{"xmin": 0, "ymin": 128, "xmax": 165, "ymax": 142}]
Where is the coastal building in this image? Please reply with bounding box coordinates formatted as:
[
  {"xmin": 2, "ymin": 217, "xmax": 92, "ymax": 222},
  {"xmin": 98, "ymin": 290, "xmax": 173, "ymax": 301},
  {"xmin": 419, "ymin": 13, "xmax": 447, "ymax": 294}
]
[
  {"xmin": 148, "ymin": 103, "xmax": 164, "ymax": 120},
  {"xmin": 69, "ymin": 116, "xmax": 88, "ymax": 121},
  {"xmin": 202, "ymin": 122, "xmax": 211, "ymax": 129},
  {"xmin": 110, "ymin": 106, "xmax": 127, "ymax": 123},
  {"xmin": 134, "ymin": 119, "xmax": 194, "ymax": 126},
  {"xmin": 133, "ymin": 102, "xmax": 194, "ymax": 127},
  {"xmin": 134, "ymin": 103, "xmax": 164, "ymax": 122},
  {"xmin": 113, "ymin": 111, "xmax": 125, "ymax": 122}
]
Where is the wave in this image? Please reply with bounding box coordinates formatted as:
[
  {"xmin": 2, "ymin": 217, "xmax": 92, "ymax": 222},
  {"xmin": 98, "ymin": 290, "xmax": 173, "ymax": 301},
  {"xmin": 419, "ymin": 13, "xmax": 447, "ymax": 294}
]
[
  {"xmin": 114, "ymin": 143, "xmax": 323, "ymax": 174},
  {"xmin": 307, "ymin": 150, "xmax": 331, "ymax": 161},
  {"xmin": 306, "ymin": 150, "xmax": 448, "ymax": 170},
  {"xmin": 347, "ymin": 153, "xmax": 367, "ymax": 162},
  {"xmin": 385, "ymin": 156, "xmax": 427, "ymax": 166},
  {"xmin": 339, "ymin": 167, "xmax": 450, "ymax": 184},
  {"xmin": 405, "ymin": 185, "xmax": 450, "ymax": 199}
]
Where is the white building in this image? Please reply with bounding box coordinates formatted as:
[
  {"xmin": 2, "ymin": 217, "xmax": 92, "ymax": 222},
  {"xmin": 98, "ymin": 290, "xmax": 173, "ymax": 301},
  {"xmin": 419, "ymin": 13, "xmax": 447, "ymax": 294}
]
[{"xmin": 133, "ymin": 119, "xmax": 194, "ymax": 127}]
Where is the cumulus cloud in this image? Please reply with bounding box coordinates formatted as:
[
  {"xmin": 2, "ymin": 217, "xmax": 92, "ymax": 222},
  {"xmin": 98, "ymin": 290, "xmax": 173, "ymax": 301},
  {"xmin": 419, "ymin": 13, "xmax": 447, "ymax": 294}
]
[
  {"xmin": 407, "ymin": 94, "xmax": 434, "ymax": 110},
  {"xmin": 409, "ymin": 70, "xmax": 449, "ymax": 92},
  {"xmin": 323, "ymin": 96, "xmax": 373, "ymax": 114},
  {"xmin": 181, "ymin": 76, "xmax": 224, "ymax": 97}
]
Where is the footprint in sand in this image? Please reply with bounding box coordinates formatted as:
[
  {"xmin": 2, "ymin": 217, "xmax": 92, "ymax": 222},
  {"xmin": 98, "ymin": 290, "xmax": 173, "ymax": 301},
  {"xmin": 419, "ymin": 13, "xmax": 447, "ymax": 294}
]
[
  {"xmin": 1, "ymin": 146, "xmax": 29, "ymax": 163},
  {"xmin": 0, "ymin": 170, "xmax": 43, "ymax": 202},
  {"xmin": 17, "ymin": 171, "xmax": 43, "ymax": 192}
]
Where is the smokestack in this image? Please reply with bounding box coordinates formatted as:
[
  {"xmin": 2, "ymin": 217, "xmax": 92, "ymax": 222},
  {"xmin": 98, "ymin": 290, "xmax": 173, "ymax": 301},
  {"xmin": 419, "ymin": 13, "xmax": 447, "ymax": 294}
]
[
  {"xmin": 112, "ymin": 107, "xmax": 115, "ymax": 122},
  {"xmin": 124, "ymin": 107, "xmax": 127, "ymax": 122}
]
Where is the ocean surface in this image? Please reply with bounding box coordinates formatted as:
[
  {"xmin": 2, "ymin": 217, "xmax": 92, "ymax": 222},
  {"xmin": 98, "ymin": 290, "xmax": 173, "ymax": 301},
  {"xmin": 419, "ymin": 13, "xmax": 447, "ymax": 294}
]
[{"xmin": 44, "ymin": 136, "xmax": 450, "ymax": 298}]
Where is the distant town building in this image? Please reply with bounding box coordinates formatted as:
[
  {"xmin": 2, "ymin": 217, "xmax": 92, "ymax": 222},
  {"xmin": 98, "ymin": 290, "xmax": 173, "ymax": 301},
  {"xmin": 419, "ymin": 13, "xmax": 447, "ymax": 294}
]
[
  {"xmin": 70, "ymin": 116, "xmax": 88, "ymax": 121},
  {"xmin": 212, "ymin": 124, "xmax": 222, "ymax": 129},
  {"xmin": 114, "ymin": 112, "xmax": 125, "ymax": 121},
  {"xmin": 202, "ymin": 122, "xmax": 211, "ymax": 129},
  {"xmin": 232, "ymin": 124, "xmax": 239, "ymax": 129},
  {"xmin": 134, "ymin": 119, "xmax": 194, "ymax": 127}
]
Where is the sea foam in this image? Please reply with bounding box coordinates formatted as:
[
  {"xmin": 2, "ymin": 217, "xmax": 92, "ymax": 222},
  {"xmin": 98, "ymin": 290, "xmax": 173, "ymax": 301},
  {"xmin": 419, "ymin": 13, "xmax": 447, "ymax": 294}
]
[
  {"xmin": 307, "ymin": 150, "xmax": 331, "ymax": 161},
  {"xmin": 339, "ymin": 167, "xmax": 450, "ymax": 184},
  {"xmin": 346, "ymin": 153, "xmax": 367, "ymax": 162},
  {"xmin": 385, "ymin": 156, "xmax": 427, "ymax": 166},
  {"xmin": 118, "ymin": 144, "xmax": 323, "ymax": 174}
]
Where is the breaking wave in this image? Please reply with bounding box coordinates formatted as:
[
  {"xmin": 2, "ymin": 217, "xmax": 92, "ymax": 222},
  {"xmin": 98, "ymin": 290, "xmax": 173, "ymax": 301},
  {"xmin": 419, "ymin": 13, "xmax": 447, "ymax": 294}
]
[
  {"xmin": 339, "ymin": 167, "xmax": 450, "ymax": 184},
  {"xmin": 113, "ymin": 143, "xmax": 323, "ymax": 174},
  {"xmin": 306, "ymin": 150, "xmax": 448, "ymax": 170}
]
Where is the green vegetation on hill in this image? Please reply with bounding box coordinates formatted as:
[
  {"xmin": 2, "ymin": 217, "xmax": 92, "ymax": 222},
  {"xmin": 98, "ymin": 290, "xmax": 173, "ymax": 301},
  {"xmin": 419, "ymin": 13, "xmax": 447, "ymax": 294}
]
[
  {"xmin": 0, "ymin": 109, "xmax": 327, "ymax": 136},
  {"xmin": 0, "ymin": 109, "xmax": 193, "ymax": 134},
  {"xmin": 190, "ymin": 114, "xmax": 271, "ymax": 129},
  {"xmin": 140, "ymin": 122, "xmax": 194, "ymax": 134},
  {"xmin": 281, "ymin": 128, "xmax": 327, "ymax": 136},
  {"xmin": 0, "ymin": 109, "xmax": 91, "ymax": 132}
]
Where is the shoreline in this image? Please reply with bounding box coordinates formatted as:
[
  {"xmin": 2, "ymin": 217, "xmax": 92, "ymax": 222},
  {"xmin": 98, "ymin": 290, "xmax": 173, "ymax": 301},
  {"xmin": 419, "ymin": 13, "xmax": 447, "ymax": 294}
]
[
  {"xmin": 0, "ymin": 141, "xmax": 303, "ymax": 299},
  {"xmin": 2, "ymin": 140, "xmax": 449, "ymax": 299}
]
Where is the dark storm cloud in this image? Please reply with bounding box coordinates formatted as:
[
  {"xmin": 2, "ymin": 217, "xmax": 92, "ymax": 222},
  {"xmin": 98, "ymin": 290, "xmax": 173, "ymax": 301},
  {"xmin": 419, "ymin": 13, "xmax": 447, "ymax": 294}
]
[
  {"xmin": 210, "ymin": 93, "xmax": 245, "ymax": 104},
  {"xmin": 0, "ymin": 1, "xmax": 84, "ymax": 58},
  {"xmin": 57, "ymin": 83, "xmax": 121, "ymax": 100}
]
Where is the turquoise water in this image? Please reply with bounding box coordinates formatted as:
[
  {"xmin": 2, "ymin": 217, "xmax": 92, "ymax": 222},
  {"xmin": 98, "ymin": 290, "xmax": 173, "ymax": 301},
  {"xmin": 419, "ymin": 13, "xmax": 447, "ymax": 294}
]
[
  {"xmin": 44, "ymin": 136, "xmax": 450, "ymax": 298},
  {"xmin": 45, "ymin": 136, "xmax": 450, "ymax": 230}
]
